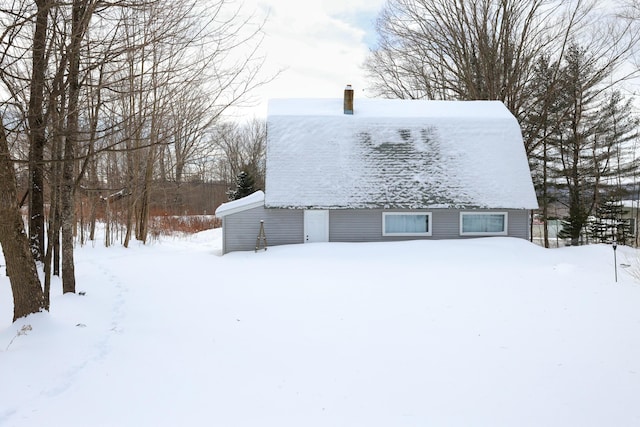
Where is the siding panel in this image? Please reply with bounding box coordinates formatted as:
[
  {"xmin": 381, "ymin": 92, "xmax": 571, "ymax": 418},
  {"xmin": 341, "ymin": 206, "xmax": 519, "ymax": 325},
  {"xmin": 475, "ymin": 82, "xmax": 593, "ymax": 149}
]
[
  {"xmin": 329, "ymin": 209, "xmax": 530, "ymax": 242},
  {"xmin": 329, "ymin": 210, "xmax": 381, "ymax": 242},
  {"xmin": 223, "ymin": 207, "xmax": 303, "ymax": 253},
  {"xmin": 507, "ymin": 209, "xmax": 530, "ymax": 239},
  {"xmin": 223, "ymin": 207, "xmax": 530, "ymax": 253}
]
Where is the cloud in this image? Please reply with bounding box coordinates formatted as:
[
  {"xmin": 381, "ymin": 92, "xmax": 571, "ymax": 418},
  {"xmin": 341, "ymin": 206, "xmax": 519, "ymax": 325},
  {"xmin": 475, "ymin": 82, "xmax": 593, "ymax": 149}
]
[{"xmin": 233, "ymin": 0, "xmax": 386, "ymax": 118}]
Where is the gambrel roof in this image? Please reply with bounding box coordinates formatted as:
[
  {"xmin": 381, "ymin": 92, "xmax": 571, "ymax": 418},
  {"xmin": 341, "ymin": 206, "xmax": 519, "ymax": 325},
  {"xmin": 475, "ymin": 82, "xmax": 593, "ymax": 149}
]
[{"xmin": 265, "ymin": 98, "xmax": 538, "ymax": 210}]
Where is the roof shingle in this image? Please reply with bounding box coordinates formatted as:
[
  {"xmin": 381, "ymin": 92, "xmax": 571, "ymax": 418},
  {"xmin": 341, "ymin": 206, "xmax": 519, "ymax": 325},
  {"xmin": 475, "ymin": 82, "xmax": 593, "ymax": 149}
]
[{"xmin": 265, "ymin": 98, "xmax": 538, "ymax": 210}]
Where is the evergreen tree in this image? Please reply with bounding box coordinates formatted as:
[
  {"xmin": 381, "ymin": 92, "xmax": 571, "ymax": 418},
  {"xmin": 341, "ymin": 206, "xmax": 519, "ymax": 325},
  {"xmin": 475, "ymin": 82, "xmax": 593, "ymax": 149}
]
[
  {"xmin": 558, "ymin": 216, "xmax": 585, "ymax": 245},
  {"xmin": 228, "ymin": 170, "xmax": 256, "ymax": 200},
  {"xmin": 590, "ymin": 199, "xmax": 633, "ymax": 245},
  {"xmin": 525, "ymin": 55, "xmax": 564, "ymax": 248},
  {"xmin": 547, "ymin": 45, "xmax": 638, "ymax": 245},
  {"xmin": 589, "ymin": 205, "xmax": 609, "ymax": 243}
]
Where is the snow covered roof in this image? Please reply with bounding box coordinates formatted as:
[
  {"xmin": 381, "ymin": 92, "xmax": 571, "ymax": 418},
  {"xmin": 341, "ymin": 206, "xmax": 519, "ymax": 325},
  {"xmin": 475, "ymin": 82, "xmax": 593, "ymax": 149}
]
[
  {"xmin": 215, "ymin": 191, "xmax": 264, "ymax": 217},
  {"xmin": 265, "ymin": 98, "xmax": 539, "ymax": 210}
]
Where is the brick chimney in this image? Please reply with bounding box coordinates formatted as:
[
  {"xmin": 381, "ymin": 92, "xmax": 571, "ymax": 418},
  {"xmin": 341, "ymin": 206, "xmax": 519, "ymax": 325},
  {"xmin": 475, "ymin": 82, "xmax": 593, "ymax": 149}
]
[{"xmin": 344, "ymin": 84, "xmax": 354, "ymax": 115}]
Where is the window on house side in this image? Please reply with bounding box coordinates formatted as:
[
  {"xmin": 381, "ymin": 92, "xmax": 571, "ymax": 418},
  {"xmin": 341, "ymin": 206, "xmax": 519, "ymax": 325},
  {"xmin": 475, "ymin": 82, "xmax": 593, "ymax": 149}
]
[
  {"xmin": 383, "ymin": 212, "xmax": 432, "ymax": 236},
  {"xmin": 460, "ymin": 212, "xmax": 508, "ymax": 236}
]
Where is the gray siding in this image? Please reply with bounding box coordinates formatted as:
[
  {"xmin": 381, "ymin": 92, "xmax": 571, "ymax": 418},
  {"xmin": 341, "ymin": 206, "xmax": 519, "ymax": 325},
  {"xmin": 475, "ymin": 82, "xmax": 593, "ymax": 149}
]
[
  {"xmin": 506, "ymin": 209, "xmax": 530, "ymax": 239},
  {"xmin": 329, "ymin": 209, "xmax": 530, "ymax": 242},
  {"xmin": 222, "ymin": 207, "xmax": 530, "ymax": 253},
  {"xmin": 222, "ymin": 206, "xmax": 303, "ymax": 254}
]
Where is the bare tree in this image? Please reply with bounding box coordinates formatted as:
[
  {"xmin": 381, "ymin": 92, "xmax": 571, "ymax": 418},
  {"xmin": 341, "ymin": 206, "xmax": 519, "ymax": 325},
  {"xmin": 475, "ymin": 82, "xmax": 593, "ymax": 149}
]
[
  {"xmin": 0, "ymin": 0, "xmax": 269, "ymax": 319},
  {"xmin": 0, "ymin": 0, "xmax": 47, "ymax": 319},
  {"xmin": 367, "ymin": 0, "xmax": 640, "ymax": 155},
  {"xmin": 367, "ymin": 0, "xmax": 561, "ymax": 105},
  {"xmin": 0, "ymin": 118, "xmax": 45, "ymax": 321},
  {"xmin": 100, "ymin": 0, "xmax": 270, "ymax": 244},
  {"xmin": 211, "ymin": 119, "xmax": 266, "ymax": 192},
  {"xmin": 26, "ymin": 0, "xmax": 53, "ymax": 262},
  {"xmin": 57, "ymin": 0, "xmax": 99, "ymax": 293}
]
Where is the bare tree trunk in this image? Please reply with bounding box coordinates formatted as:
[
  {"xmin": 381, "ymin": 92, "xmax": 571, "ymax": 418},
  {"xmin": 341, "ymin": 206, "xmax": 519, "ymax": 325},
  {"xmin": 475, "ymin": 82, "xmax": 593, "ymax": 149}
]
[
  {"xmin": 89, "ymin": 192, "xmax": 97, "ymax": 242},
  {"xmin": 43, "ymin": 180, "xmax": 61, "ymax": 309},
  {"xmin": 0, "ymin": 121, "xmax": 45, "ymax": 321},
  {"xmin": 43, "ymin": 128, "xmax": 62, "ymax": 307},
  {"xmin": 61, "ymin": 0, "xmax": 96, "ymax": 293},
  {"xmin": 27, "ymin": 0, "xmax": 52, "ymax": 262},
  {"xmin": 52, "ymin": 193, "xmax": 61, "ymax": 276},
  {"xmin": 105, "ymin": 198, "xmax": 111, "ymax": 247},
  {"xmin": 48, "ymin": 27, "xmax": 68, "ymax": 279},
  {"xmin": 138, "ymin": 145, "xmax": 156, "ymax": 243},
  {"xmin": 61, "ymin": 139, "xmax": 76, "ymax": 295},
  {"xmin": 44, "ymin": 191, "xmax": 60, "ymax": 310},
  {"xmin": 123, "ymin": 174, "xmax": 135, "ymax": 248},
  {"xmin": 542, "ymin": 136, "xmax": 550, "ymax": 248}
]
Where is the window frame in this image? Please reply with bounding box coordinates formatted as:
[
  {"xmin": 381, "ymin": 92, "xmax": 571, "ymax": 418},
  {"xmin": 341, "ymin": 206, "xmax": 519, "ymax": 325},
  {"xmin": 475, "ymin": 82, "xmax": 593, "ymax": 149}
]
[
  {"xmin": 459, "ymin": 212, "xmax": 508, "ymax": 236},
  {"xmin": 382, "ymin": 212, "xmax": 433, "ymax": 237}
]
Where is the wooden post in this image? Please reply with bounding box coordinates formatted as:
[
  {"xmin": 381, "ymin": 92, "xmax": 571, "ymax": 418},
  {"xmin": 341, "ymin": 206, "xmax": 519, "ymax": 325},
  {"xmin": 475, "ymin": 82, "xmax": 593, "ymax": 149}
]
[
  {"xmin": 255, "ymin": 220, "xmax": 267, "ymax": 252},
  {"xmin": 613, "ymin": 239, "xmax": 618, "ymax": 283}
]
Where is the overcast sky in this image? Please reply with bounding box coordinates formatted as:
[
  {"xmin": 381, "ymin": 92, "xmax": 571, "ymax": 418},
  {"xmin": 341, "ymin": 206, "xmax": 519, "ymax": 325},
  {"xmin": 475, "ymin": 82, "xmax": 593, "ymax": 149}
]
[{"xmin": 235, "ymin": 0, "xmax": 387, "ymax": 118}]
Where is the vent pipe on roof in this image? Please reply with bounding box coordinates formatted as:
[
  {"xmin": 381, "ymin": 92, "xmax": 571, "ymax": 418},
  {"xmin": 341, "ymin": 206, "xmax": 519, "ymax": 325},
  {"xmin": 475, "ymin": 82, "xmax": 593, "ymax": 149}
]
[{"xmin": 344, "ymin": 84, "xmax": 354, "ymax": 115}]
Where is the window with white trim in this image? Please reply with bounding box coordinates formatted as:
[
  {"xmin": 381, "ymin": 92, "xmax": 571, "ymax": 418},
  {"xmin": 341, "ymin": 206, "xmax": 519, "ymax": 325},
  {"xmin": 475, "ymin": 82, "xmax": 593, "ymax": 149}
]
[
  {"xmin": 460, "ymin": 212, "xmax": 508, "ymax": 236},
  {"xmin": 383, "ymin": 212, "xmax": 432, "ymax": 236}
]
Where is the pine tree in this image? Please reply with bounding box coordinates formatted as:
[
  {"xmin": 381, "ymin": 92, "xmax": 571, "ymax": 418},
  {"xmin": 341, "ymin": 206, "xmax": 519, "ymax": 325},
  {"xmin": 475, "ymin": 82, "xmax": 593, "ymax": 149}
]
[
  {"xmin": 590, "ymin": 199, "xmax": 633, "ymax": 245},
  {"xmin": 525, "ymin": 55, "xmax": 564, "ymax": 248},
  {"xmin": 558, "ymin": 216, "xmax": 584, "ymax": 245},
  {"xmin": 228, "ymin": 170, "xmax": 255, "ymax": 201},
  {"xmin": 547, "ymin": 45, "xmax": 639, "ymax": 246}
]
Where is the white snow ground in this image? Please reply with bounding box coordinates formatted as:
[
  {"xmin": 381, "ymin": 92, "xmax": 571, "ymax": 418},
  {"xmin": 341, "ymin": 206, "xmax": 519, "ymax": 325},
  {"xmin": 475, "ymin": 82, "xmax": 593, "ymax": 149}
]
[{"xmin": 1, "ymin": 230, "xmax": 640, "ymax": 426}]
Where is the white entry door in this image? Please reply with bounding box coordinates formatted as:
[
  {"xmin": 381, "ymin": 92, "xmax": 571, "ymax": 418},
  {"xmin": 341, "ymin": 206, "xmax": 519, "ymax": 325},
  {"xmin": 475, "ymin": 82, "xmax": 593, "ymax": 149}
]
[{"xmin": 304, "ymin": 210, "xmax": 329, "ymax": 243}]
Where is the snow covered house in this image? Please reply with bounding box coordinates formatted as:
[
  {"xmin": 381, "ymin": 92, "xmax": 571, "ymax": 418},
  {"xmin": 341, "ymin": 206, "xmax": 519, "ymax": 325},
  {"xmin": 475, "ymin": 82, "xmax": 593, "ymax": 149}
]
[{"xmin": 215, "ymin": 88, "xmax": 538, "ymax": 254}]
